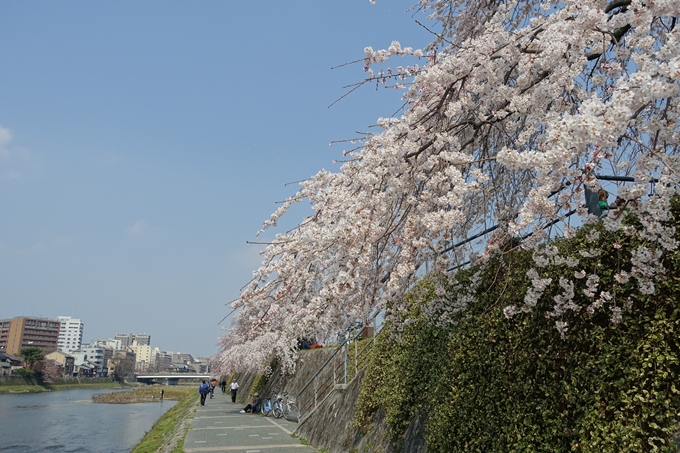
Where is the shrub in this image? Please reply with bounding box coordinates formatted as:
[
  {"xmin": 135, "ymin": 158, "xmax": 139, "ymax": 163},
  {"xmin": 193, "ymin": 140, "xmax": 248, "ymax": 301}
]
[{"xmin": 356, "ymin": 201, "xmax": 680, "ymax": 452}]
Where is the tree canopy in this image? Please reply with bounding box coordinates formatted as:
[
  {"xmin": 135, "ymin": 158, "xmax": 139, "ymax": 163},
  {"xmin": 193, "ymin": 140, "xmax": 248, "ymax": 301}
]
[
  {"xmin": 213, "ymin": 0, "xmax": 680, "ymax": 375},
  {"xmin": 19, "ymin": 347, "xmax": 44, "ymax": 369}
]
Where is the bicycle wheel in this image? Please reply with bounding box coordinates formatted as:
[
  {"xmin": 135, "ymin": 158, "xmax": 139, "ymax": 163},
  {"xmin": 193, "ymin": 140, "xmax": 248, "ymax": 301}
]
[
  {"xmin": 261, "ymin": 399, "xmax": 271, "ymax": 416},
  {"xmin": 283, "ymin": 403, "xmax": 299, "ymax": 419},
  {"xmin": 272, "ymin": 403, "xmax": 283, "ymax": 419}
]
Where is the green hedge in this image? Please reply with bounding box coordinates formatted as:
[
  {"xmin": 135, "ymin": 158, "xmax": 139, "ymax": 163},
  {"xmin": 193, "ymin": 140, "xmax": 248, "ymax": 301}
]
[{"xmin": 356, "ymin": 203, "xmax": 680, "ymax": 452}]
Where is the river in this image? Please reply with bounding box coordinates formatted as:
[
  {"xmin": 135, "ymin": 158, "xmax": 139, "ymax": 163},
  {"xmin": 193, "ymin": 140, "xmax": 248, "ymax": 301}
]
[{"xmin": 0, "ymin": 388, "xmax": 178, "ymax": 452}]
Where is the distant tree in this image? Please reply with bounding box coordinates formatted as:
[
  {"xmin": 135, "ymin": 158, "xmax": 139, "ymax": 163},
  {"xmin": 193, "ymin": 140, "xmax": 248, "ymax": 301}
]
[
  {"xmin": 19, "ymin": 347, "xmax": 44, "ymax": 371},
  {"xmin": 15, "ymin": 368, "xmax": 34, "ymax": 377},
  {"xmin": 109, "ymin": 356, "xmax": 134, "ymax": 382},
  {"xmin": 37, "ymin": 360, "xmax": 61, "ymax": 384}
]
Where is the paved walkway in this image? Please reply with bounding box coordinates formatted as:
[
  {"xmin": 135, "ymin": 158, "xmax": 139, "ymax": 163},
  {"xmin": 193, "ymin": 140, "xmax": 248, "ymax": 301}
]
[{"xmin": 183, "ymin": 390, "xmax": 315, "ymax": 453}]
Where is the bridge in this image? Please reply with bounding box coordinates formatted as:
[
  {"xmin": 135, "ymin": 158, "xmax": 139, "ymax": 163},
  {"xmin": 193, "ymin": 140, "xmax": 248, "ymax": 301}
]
[{"xmin": 135, "ymin": 374, "xmax": 211, "ymax": 385}]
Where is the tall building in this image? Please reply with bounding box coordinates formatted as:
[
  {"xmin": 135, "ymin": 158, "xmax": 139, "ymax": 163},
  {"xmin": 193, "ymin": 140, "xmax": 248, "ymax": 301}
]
[
  {"xmin": 0, "ymin": 317, "xmax": 61, "ymax": 355},
  {"xmin": 132, "ymin": 334, "xmax": 151, "ymax": 346},
  {"xmin": 130, "ymin": 341, "xmax": 153, "ymax": 371},
  {"xmin": 115, "ymin": 333, "xmax": 151, "ymax": 347},
  {"xmin": 114, "ymin": 333, "xmax": 133, "ymax": 347},
  {"xmin": 57, "ymin": 316, "xmax": 84, "ymax": 354}
]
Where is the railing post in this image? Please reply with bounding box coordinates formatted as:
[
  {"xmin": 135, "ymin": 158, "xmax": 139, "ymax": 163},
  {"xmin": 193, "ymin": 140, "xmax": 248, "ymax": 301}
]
[
  {"xmin": 373, "ymin": 317, "xmax": 377, "ymax": 340},
  {"xmin": 355, "ymin": 335, "xmax": 358, "ymax": 378},
  {"xmin": 343, "ymin": 342, "xmax": 348, "ymax": 385}
]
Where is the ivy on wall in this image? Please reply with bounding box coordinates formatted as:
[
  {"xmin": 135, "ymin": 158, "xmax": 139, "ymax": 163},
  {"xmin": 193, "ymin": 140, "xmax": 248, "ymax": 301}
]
[{"xmin": 355, "ymin": 202, "xmax": 680, "ymax": 452}]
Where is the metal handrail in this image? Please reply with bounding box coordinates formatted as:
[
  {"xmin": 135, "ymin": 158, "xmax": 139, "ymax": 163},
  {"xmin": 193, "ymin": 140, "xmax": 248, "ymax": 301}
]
[{"xmin": 296, "ymin": 326, "xmax": 377, "ymax": 423}]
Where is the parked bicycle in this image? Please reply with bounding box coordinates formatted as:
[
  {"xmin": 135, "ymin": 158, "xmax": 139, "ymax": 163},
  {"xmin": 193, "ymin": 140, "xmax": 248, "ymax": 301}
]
[
  {"xmin": 271, "ymin": 393, "xmax": 284, "ymax": 418},
  {"xmin": 260, "ymin": 392, "xmax": 299, "ymax": 420},
  {"xmin": 281, "ymin": 393, "xmax": 299, "ymax": 420},
  {"xmin": 270, "ymin": 392, "xmax": 298, "ymax": 419},
  {"xmin": 261, "ymin": 395, "xmax": 274, "ymax": 417}
]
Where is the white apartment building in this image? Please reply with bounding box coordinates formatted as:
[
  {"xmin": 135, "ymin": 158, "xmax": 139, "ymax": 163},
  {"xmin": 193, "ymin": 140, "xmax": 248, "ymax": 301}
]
[
  {"xmin": 81, "ymin": 345, "xmax": 107, "ymax": 376},
  {"xmin": 57, "ymin": 316, "xmax": 84, "ymax": 354}
]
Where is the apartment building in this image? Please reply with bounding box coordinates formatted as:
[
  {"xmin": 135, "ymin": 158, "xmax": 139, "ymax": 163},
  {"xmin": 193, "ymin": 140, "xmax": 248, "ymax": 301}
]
[
  {"xmin": 0, "ymin": 317, "xmax": 60, "ymax": 355},
  {"xmin": 80, "ymin": 345, "xmax": 107, "ymax": 376},
  {"xmin": 114, "ymin": 333, "xmax": 151, "ymax": 347},
  {"xmin": 130, "ymin": 341, "xmax": 153, "ymax": 372},
  {"xmin": 154, "ymin": 349, "xmax": 172, "ymax": 372},
  {"xmin": 57, "ymin": 316, "xmax": 84, "ymax": 354}
]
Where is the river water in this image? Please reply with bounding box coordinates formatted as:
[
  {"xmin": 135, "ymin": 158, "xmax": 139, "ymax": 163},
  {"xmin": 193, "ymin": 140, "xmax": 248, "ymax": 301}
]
[{"xmin": 0, "ymin": 388, "xmax": 178, "ymax": 453}]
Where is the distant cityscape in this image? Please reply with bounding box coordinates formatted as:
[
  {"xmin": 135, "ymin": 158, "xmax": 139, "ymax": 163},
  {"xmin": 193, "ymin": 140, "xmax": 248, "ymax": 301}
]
[{"xmin": 0, "ymin": 315, "xmax": 210, "ymax": 378}]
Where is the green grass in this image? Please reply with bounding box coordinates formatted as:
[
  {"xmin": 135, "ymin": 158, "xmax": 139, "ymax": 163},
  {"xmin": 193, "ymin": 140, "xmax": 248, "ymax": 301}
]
[
  {"xmin": 169, "ymin": 423, "xmax": 191, "ymax": 453},
  {"xmin": 130, "ymin": 387, "xmax": 198, "ymax": 453},
  {"xmin": 92, "ymin": 386, "xmax": 190, "ymax": 403}
]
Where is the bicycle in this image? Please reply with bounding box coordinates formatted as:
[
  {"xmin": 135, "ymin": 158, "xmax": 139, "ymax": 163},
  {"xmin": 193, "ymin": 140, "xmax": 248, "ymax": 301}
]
[
  {"xmin": 281, "ymin": 393, "xmax": 299, "ymax": 420},
  {"xmin": 271, "ymin": 393, "xmax": 284, "ymax": 418},
  {"xmin": 261, "ymin": 396, "xmax": 273, "ymax": 417},
  {"xmin": 271, "ymin": 392, "xmax": 298, "ymax": 420}
]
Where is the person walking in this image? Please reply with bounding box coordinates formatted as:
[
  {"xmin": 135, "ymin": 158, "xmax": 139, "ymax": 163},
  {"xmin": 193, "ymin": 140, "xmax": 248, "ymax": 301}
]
[
  {"xmin": 230, "ymin": 379, "xmax": 239, "ymax": 404},
  {"xmin": 220, "ymin": 379, "xmax": 227, "ymax": 393},
  {"xmin": 199, "ymin": 380, "xmax": 210, "ymax": 407}
]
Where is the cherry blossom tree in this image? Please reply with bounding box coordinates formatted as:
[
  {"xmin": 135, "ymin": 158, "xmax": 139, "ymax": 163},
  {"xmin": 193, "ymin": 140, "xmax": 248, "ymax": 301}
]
[
  {"xmin": 213, "ymin": 0, "xmax": 680, "ymax": 374},
  {"xmin": 37, "ymin": 359, "xmax": 61, "ymax": 384}
]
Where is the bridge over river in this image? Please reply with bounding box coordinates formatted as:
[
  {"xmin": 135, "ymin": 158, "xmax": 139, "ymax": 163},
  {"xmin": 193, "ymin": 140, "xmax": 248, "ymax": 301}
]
[{"xmin": 135, "ymin": 374, "xmax": 211, "ymax": 385}]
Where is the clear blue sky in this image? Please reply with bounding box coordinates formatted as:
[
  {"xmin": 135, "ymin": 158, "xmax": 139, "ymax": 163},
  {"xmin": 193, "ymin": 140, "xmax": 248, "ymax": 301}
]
[{"xmin": 0, "ymin": 1, "xmax": 433, "ymax": 357}]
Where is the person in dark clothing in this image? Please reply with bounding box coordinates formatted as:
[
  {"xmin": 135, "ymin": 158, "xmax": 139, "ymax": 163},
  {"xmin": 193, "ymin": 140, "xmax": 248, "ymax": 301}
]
[
  {"xmin": 220, "ymin": 380, "xmax": 227, "ymax": 393},
  {"xmin": 240, "ymin": 393, "xmax": 261, "ymax": 413},
  {"xmin": 198, "ymin": 380, "xmax": 210, "ymax": 406}
]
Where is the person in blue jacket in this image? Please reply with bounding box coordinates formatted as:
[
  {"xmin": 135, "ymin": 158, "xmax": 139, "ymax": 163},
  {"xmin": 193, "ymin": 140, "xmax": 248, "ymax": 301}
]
[{"xmin": 199, "ymin": 380, "xmax": 210, "ymax": 406}]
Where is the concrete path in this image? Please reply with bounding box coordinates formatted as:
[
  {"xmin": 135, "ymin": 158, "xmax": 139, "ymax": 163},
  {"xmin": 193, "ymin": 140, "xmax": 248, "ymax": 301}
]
[{"xmin": 183, "ymin": 390, "xmax": 315, "ymax": 453}]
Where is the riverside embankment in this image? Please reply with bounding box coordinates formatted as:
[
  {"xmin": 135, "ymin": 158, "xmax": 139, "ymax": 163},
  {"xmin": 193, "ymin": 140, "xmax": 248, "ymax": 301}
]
[{"xmin": 0, "ymin": 375, "xmax": 131, "ymax": 394}]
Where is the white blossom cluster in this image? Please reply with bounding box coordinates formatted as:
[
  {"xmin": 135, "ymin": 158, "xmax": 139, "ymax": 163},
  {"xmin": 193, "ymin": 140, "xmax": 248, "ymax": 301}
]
[{"xmin": 214, "ymin": 0, "xmax": 680, "ymax": 374}]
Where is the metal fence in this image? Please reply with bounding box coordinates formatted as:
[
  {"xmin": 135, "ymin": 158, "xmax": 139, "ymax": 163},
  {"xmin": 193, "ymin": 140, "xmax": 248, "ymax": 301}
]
[{"xmin": 296, "ymin": 326, "xmax": 376, "ymax": 423}]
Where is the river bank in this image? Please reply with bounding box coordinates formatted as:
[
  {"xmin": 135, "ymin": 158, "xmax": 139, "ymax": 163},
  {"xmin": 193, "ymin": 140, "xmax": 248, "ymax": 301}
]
[
  {"xmin": 127, "ymin": 387, "xmax": 198, "ymax": 453},
  {"xmin": 0, "ymin": 376, "xmax": 133, "ymax": 394},
  {"xmin": 87, "ymin": 386, "xmax": 199, "ymax": 452}
]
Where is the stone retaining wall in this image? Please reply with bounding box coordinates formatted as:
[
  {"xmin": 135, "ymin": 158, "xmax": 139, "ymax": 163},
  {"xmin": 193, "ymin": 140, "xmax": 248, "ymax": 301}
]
[{"xmin": 228, "ymin": 348, "xmax": 426, "ymax": 453}]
